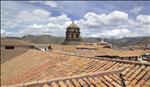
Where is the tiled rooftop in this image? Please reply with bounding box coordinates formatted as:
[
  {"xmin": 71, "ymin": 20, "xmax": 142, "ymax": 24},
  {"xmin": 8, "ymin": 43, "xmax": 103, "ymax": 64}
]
[
  {"xmin": 1, "ymin": 49, "xmax": 150, "ymax": 87},
  {"xmin": 5, "ymin": 69, "xmax": 123, "ymax": 87},
  {"xmin": 1, "ymin": 39, "xmax": 31, "ymax": 46},
  {"xmin": 51, "ymin": 45, "xmax": 150, "ymax": 57}
]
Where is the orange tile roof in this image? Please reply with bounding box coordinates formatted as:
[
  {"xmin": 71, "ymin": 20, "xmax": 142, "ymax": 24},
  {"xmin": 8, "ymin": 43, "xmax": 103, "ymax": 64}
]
[
  {"xmin": 3, "ymin": 68, "xmax": 123, "ymax": 87},
  {"xmin": 1, "ymin": 39, "xmax": 31, "ymax": 46},
  {"xmin": 51, "ymin": 45, "xmax": 150, "ymax": 58},
  {"xmin": 1, "ymin": 49, "xmax": 150, "ymax": 87}
]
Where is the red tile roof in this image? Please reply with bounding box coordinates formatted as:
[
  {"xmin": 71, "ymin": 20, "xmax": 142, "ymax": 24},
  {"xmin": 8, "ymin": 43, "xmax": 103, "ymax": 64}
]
[{"xmin": 1, "ymin": 49, "xmax": 150, "ymax": 87}]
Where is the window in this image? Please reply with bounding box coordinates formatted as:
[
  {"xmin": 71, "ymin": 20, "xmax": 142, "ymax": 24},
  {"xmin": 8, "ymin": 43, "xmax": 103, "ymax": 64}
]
[
  {"xmin": 76, "ymin": 34, "xmax": 79, "ymax": 38},
  {"xmin": 77, "ymin": 28, "xmax": 79, "ymax": 32},
  {"xmin": 5, "ymin": 46, "xmax": 15, "ymax": 50},
  {"xmin": 70, "ymin": 29, "xmax": 74, "ymax": 32},
  {"xmin": 70, "ymin": 34, "xmax": 74, "ymax": 38}
]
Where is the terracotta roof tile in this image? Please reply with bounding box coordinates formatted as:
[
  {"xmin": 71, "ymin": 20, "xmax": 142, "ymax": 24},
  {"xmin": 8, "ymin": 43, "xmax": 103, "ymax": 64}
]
[
  {"xmin": 128, "ymin": 65, "xmax": 140, "ymax": 81},
  {"xmin": 131, "ymin": 79, "xmax": 138, "ymax": 86},
  {"xmin": 82, "ymin": 78, "xmax": 91, "ymax": 86},
  {"xmin": 103, "ymin": 75, "xmax": 113, "ymax": 82},
  {"xmin": 121, "ymin": 67, "xmax": 131, "ymax": 75},
  {"xmin": 88, "ymin": 77, "xmax": 99, "ymax": 86},
  {"xmin": 71, "ymin": 79, "xmax": 81, "ymax": 87},
  {"xmin": 51, "ymin": 82, "xmax": 59, "ymax": 87},
  {"xmin": 65, "ymin": 80, "xmax": 75, "ymax": 87},
  {"xmin": 142, "ymin": 71, "xmax": 150, "ymax": 81},
  {"xmin": 109, "ymin": 75, "xmax": 121, "ymax": 85},
  {"xmin": 99, "ymin": 76, "xmax": 115, "ymax": 87},
  {"xmin": 139, "ymin": 79, "xmax": 146, "ymax": 86},
  {"xmin": 78, "ymin": 78, "xmax": 88, "ymax": 87},
  {"xmin": 135, "ymin": 70, "xmax": 147, "ymax": 81},
  {"xmin": 59, "ymin": 81, "xmax": 68, "ymax": 87},
  {"xmin": 94, "ymin": 77, "xmax": 107, "ymax": 87},
  {"xmin": 43, "ymin": 84, "xmax": 49, "ymax": 87}
]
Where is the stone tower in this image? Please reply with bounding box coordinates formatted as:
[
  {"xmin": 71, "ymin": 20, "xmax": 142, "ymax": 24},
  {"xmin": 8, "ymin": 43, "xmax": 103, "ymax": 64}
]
[{"xmin": 62, "ymin": 21, "xmax": 81, "ymax": 45}]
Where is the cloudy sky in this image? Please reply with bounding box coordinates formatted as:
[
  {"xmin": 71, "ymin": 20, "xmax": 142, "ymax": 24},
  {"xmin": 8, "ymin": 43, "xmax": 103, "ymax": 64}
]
[{"xmin": 1, "ymin": 1, "xmax": 150, "ymax": 38}]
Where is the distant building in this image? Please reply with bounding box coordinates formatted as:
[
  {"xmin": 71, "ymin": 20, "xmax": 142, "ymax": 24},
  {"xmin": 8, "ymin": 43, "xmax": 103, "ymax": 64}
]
[
  {"xmin": 142, "ymin": 53, "xmax": 150, "ymax": 62},
  {"xmin": 98, "ymin": 39, "xmax": 112, "ymax": 48},
  {"xmin": 62, "ymin": 21, "xmax": 81, "ymax": 45},
  {"xmin": 33, "ymin": 44, "xmax": 51, "ymax": 51},
  {"xmin": 1, "ymin": 39, "xmax": 37, "ymax": 63},
  {"xmin": 1, "ymin": 39, "xmax": 35, "ymax": 50},
  {"xmin": 144, "ymin": 44, "xmax": 150, "ymax": 50}
]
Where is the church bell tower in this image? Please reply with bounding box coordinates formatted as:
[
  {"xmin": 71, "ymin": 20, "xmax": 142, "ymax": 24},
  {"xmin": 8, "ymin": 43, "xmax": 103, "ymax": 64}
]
[{"xmin": 62, "ymin": 21, "xmax": 81, "ymax": 45}]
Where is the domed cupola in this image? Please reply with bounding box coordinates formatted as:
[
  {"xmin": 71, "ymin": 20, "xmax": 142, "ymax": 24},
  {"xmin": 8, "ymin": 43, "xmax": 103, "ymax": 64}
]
[{"xmin": 66, "ymin": 22, "xmax": 80, "ymax": 32}]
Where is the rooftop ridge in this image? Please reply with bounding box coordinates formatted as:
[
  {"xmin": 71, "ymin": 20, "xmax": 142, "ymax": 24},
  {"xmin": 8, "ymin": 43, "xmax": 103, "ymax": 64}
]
[
  {"xmin": 51, "ymin": 51, "xmax": 150, "ymax": 66},
  {"xmin": 1, "ymin": 68, "xmax": 123, "ymax": 87},
  {"xmin": 94, "ymin": 57, "xmax": 150, "ymax": 66}
]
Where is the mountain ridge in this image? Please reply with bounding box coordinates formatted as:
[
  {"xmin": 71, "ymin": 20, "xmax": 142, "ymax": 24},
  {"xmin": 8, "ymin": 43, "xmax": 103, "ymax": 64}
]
[{"xmin": 2, "ymin": 35, "xmax": 150, "ymax": 49}]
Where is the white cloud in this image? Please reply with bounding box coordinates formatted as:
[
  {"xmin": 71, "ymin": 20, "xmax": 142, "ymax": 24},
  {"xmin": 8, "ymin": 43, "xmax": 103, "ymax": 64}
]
[
  {"xmin": 16, "ymin": 9, "xmax": 50, "ymax": 23},
  {"xmin": 136, "ymin": 15, "xmax": 150, "ymax": 24},
  {"xmin": 48, "ymin": 14, "xmax": 71, "ymax": 25},
  {"xmin": 77, "ymin": 10, "xmax": 129, "ymax": 28},
  {"xmin": 108, "ymin": 11, "xmax": 128, "ymax": 21},
  {"xmin": 19, "ymin": 15, "xmax": 71, "ymax": 36},
  {"xmin": 2, "ymin": 8, "xmax": 51, "ymax": 31},
  {"xmin": 1, "ymin": 29, "xmax": 12, "ymax": 37},
  {"xmin": 88, "ymin": 28, "xmax": 130, "ymax": 38},
  {"xmin": 130, "ymin": 6, "xmax": 143, "ymax": 14},
  {"xmin": 2, "ymin": 9, "xmax": 51, "ymax": 31},
  {"xmin": 29, "ymin": 23, "xmax": 44, "ymax": 29},
  {"xmin": 19, "ymin": 23, "xmax": 47, "ymax": 35},
  {"xmin": 76, "ymin": 10, "xmax": 150, "ymax": 38}
]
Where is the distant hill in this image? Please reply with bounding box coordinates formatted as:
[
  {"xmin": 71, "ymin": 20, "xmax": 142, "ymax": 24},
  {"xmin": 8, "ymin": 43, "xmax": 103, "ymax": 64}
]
[
  {"xmin": 104, "ymin": 36, "xmax": 150, "ymax": 49},
  {"xmin": 22, "ymin": 35, "xmax": 65, "ymax": 44},
  {"xmin": 81, "ymin": 37, "xmax": 100, "ymax": 43},
  {"xmin": 2, "ymin": 35, "xmax": 100, "ymax": 44},
  {"xmin": 2, "ymin": 35, "xmax": 65, "ymax": 44},
  {"xmin": 2, "ymin": 35, "xmax": 150, "ymax": 49}
]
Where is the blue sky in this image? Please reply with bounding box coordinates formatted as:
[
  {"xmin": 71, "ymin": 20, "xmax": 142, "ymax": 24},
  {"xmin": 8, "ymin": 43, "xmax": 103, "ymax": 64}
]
[{"xmin": 1, "ymin": 1, "xmax": 150, "ymax": 38}]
